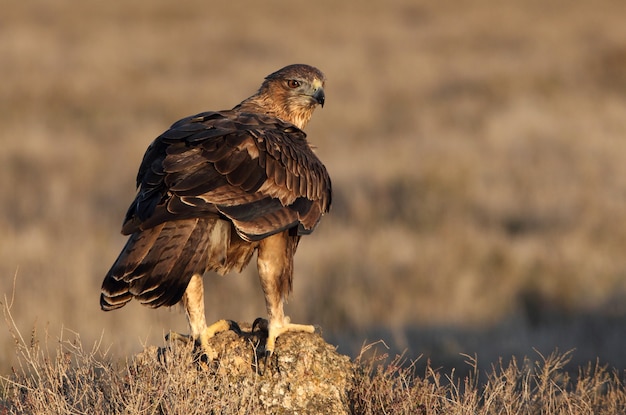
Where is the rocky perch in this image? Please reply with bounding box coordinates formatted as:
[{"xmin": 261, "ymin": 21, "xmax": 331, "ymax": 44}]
[{"xmin": 133, "ymin": 322, "xmax": 354, "ymax": 414}]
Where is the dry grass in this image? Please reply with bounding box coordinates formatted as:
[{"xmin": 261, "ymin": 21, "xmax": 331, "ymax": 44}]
[
  {"xmin": 1, "ymin": 309, "xmax": 625, "ymax": 414},
  {"xmin": 350, "ymin": 347, "xmax": 626, "ymax": 415},
  {"xmin": 1, "ymin": 0, "xmax": 626, "ymax": 391}
]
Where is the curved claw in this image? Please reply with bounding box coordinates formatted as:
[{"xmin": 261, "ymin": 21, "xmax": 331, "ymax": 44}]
[
  {"xmin": 265, "ymin": 321, "xmax": 315, "ymax": 356},
  {"xmin": 260, "ymin": 349, "xmax": 272, "ymax": 376},
  {"xmin": 197, "ymin": 319, "xmax": 241, "ymax": 360},
  {"xmin": 166, "ymin": 319, "xmax": 241, "ymax": 361},
  {"xmin": 251, "ymin": 318, "xmax": 270, "ymax": 375},
  {"xmin": 227, "ymin": 320, "xmax": 243, "ymax": 335},
  {"xmin": 165, "ymin": 332, "xmax": 192, "ymax": 343},
  {"xmin": 252, "ymin": 317, "xmax": 268, "ymax": 333},
  {"xmin": 251, "ymin": 316, "xmax": 316, "ymax": 375},
  {"xmin": 313, "ymin": 324, "xmax": 323, "ymax": 336}
]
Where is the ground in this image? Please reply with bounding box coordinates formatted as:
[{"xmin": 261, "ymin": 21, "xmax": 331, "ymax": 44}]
[{"xmin": 1, "ymin": 0, "xmax": 626, "ymax": 376}]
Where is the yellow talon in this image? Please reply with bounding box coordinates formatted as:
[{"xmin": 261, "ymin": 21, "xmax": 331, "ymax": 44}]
[
  {"xmin": 252, "ymin": 316, "xmax": 315, "ymax": 374},
  {"xmin": 166, "ymin": 319, "xmax": 240, "ymax": 361}
]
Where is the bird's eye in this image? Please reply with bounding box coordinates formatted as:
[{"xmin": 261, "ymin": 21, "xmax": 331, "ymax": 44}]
[{"xmin": 287, "ymin": 79, "xmax": 300, "ymax": 88}]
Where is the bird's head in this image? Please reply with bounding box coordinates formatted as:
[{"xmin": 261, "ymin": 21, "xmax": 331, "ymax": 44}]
[{"xmin": 242, "ymin": 64, "xmax": 326, "ymax": 130}]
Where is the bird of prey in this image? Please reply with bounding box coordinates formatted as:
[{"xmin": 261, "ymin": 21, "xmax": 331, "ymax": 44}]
[{"xmin": 100, "ymin": 64, "xmax": 331, "ymax": 360}]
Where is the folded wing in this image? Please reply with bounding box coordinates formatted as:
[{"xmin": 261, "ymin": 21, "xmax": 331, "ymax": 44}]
[{"xmin": 121, "ymin": 111, "xmax": 332, "ymax": 242}]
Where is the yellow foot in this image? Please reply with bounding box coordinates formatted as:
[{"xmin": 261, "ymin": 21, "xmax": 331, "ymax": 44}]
[
  {"xmin": 166, "ymin": 319, "xmax": 241, "ymax": 361},
  {"xmin": 252, "ymin": 316, "xmax": 315, "ymax": 372}
]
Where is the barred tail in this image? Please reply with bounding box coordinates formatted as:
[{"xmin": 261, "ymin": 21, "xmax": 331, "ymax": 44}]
[{"xmin": 100, "ymin": 218, "xmax": 214, "ymax": 310}]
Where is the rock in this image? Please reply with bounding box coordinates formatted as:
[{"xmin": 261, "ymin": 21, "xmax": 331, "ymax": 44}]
[{"xmin": 132, "ymin": 322, "xmax": 354, "ymax": 414}]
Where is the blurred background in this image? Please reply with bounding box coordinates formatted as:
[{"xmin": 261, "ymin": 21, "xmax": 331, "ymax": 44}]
[{"xmin": 2, "ymin": 0, "xmax": 626, "ymax": 376}]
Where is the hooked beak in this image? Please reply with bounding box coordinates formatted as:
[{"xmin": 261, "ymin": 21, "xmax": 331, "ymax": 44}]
[{"xmin": 312, "ymin": 87, "xmax": 325, "ymax": 107}]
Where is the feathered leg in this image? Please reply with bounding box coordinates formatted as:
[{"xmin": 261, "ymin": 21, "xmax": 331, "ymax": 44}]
[
  {"xmin": 182, "ymin": 274, "xmax": 207, "ymax": 336},
  {"xmin": 255, "ymin": 231, "xmax": 315, "ymax": 362},
  {"xmin": 167, "ymin": 273, "xmax": 239, "ymax": 360}
]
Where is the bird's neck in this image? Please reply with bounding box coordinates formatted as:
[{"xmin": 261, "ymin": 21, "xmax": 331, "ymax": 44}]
[{"xmin": 236, "ymin": 94, "xmax": 313, "ymax": 130}]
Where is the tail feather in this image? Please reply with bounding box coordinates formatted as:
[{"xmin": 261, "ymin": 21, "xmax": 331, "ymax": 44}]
[
  {"xmin": 100, "ymin": 226, "xmax": 165, "ymax": 310},
  {"xmin": 134, "ymin": 220, "xmax": 213, "ymax": 307},
  {"xmin": 100, "ymin": 277, "xmax": 133, "ymax": 311},
  {"xmin": 109, "ymin": 223, "xmax": 165, "ymax": 279},
  {"xmin": 127, "ymin": 220, "xmax": 197, "ymax": 295},
  {"xmin": 100, "ymin": 219, "xmax": 210, "ymax": 310},
  {"xmin": 100, "ymin": 217, "xmax": 257, "ymax": 311}
]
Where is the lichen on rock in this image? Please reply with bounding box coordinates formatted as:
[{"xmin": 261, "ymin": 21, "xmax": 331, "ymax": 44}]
[{"xmin": 133, "ymin": 322, "xmax": 354, "ymax": 414}]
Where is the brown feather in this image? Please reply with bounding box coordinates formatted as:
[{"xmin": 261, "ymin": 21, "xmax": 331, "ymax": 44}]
[{"xmin": 101, "ymin": 64, "xmax": 331, "ymax": 318}]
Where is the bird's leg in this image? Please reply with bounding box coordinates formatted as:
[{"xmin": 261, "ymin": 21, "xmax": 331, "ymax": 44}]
[
  {"xmin": 166, "ymin": 274, "xmax": 240, "ymax": 360},
  {"xmin": 256, "ymin": 233, "xmax": 315, "ymax": 363}
]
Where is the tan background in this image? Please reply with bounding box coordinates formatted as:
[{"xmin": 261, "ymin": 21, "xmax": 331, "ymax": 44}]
[{"xmin": 2, "ymin": 0, "xmax": 626, "ymax": 374}]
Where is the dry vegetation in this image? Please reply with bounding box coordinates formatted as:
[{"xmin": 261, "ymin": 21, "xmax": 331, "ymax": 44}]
[
  {"xmin": 1, "ymin": 314, "xmax": 625, "ymax": 414},
  {"xmin": 2, "ymin": 0, "xmax": 626, "ymax": 411}
]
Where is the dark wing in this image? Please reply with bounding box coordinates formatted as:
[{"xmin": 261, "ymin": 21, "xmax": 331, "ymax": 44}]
[{"xmin": 121, "ymin": 111, "xmax": 331, "ymax": 241}]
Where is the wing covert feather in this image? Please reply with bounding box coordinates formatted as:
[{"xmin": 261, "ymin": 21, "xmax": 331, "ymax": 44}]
[{"xmin": 122, "ymin": 111, "xmax": 331, "ymax": 240}]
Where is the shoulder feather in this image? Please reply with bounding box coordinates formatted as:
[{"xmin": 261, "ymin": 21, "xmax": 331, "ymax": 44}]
[{"xmin": 121, "ymin": 110, "xmax": 331, "ymax": 241}]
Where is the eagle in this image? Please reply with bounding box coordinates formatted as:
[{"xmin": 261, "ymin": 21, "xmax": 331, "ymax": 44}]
[{"xmin": 100, "ymin": 64, "xmax": 331, "ymax": 360}]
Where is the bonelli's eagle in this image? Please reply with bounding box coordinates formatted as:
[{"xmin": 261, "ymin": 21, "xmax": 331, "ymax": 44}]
[{"xmin": 100, "ymin": 64, "xmax": 331, "ymax": 359}]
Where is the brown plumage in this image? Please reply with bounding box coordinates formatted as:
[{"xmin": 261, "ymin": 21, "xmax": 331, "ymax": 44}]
[{"xmin": 100, "ymin": 64, "xmax": 331, "ymax": 357}]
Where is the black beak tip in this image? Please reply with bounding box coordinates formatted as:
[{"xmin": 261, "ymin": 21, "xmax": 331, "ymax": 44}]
[{"xmin": 314, "ymin": 89, "xmax": 325, "ymax": 107}]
